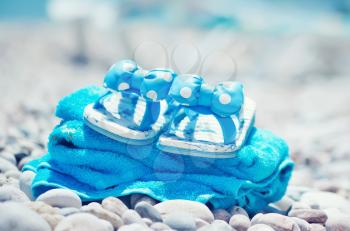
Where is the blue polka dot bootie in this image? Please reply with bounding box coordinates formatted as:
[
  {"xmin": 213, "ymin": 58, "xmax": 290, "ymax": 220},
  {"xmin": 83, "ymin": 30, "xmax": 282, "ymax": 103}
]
[
  {"xmin": 83, "ymin": 60, "xmax": 178, "ymax": 145},
  {"xmin": 157, "ymin": 74, "xmax": 256, "ymax": 158}
]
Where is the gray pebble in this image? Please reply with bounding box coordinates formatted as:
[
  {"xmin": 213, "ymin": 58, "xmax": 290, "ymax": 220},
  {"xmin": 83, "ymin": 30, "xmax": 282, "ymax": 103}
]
[
  {"xmin": 122, "ymin": 209, "xmax": 146, "ymax": 225},
  {"xmin": 290, "ymin": 217, "xmax": 311, "ymax": 231},
  {"xmin": 154, "ymin": 200, "xmax": 214, "ymax": 223},
  {"xmin": 135, "ymin": 201, "xmax": 162, "ymax": 222},
  {"xmin": 5, "ymin": 170, "xmax": 21, "ymax": 179},
  {"xmin": 142, "ymin": 218, "xmax": 152, "ymax": 226},
  {"xmin": 288, "ymin": 209, "xmax": 328, "ymax": 224},
  {"xmin": 101, "ymin": 196, "xmax": 128, "ymax": 217},
  {"xmin": 55, "ymin": 213, "xmax": 113, "ymax": 231},
  {"xmin": 19, "ymin": 170, "xmax": 36, "ymax": 200},
  {"xmin": 248, "ymin": 224, "xmax": 275, "ymax": 231},
  {"xmin": 291, "ymin": 202, "xmax": 311, "ymax": 210},
  {"xmin": 324, "ymin": 209, "xmax": 350, "ymax": 231},
  {"xmin": 230, "ymin": 206, "xmax": 249, "ymax": 217},
  {"xmin": 37, "ymin": 188, "xmax": 82, "ymax": 208},
  {"xmin": 0, "ymin": 202, "xmax": 51, "ymax": 231},
  {"xmin": 59, "ymin": 207, "xmax": 80, "ymax": 216},
  {"xmin": 198, "ymin": 220, "xmax": 233, "ymax": 231},
  {"xmin": 251, "ymin": 213, "xmax": 300, "ymax": 231},
  {"xmin": 130, "ymin": 194, "xmax": 157, "ymax": 208},
  {"xmin": 163, "ymin": 212, "xmax": 196, "ymax": 231},
  {"xmin": 0, "ymin": 151, "xmax": 16, "ymax": 165},
  {"xmin": 229, "ymin": 214, "xmax": 251, "ymax": 231},
  {"xmin": 300, "ymin": 191, "xmax": 350, "ymax": 213},
  {"xmin": 309, "ymin": 224, "xmax": 325, "ymax": 231},
  {"xmin": 151, "ymin": 222, "xmax": 173, "ymax": 231},
  {"xmin": 81, "ymin": 202, "xmax": 123, "ymax": 229},
  {"xmin": 271, "ymin": 196, "xmax": 295, "ymax": 211},
  {"xmin": 0, "ymin": 157, "xmax": 17, "ymax": 173},
  {"xmin": 0, "ymin": 185, "xmax": 30, "ymax": 202},
  {"xmin": 119, "ymin": 223, "xmax": 153, "ymax": 231},
  {"xmin": 213, "ymin": 209, "xmax": 231, "ymax": 222}
]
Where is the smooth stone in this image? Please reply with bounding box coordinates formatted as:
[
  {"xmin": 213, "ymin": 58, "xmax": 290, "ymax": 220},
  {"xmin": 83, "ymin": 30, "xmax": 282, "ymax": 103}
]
[
  {"xmin": 55, "ymin": 213, "xmax": 113, "ymax": 231},
  {"xmin": 213, "ymin": 209, "xmax": 231, "ymax": 222},
  {"xmin": 151, "ymin": 222, "xmax": 173, "ymax": 231},
  {"xmin": 142, "ymin": 218, "xmax": 152, "ymax": 226},
  {"xmin": 0, "ymin": 157, "xmax": 17, "ymax": 173},
  {"xmin": 154, "ymin": 200, "xmax": 214, "ymax": 223},
  {"xmin": 0, "ymin": 185, "xmax": 30, "ymax": 202},
  {"xmin": 271, "ymin": 196, "xmax": 295, "ymax": 211},
  {"xmin": 248, "ymin": 224, "xmax": 276, "ymax": 231},
  {"xmin": 300, "ymin": 191, "xmax": 350, "ymax": 213},
  {"xmin": 251, "ymin": 213, "xmax": 300, "ymax": 231},
  {"xmin": 19, "ymin": 170, "xmax": 36, "ymax": 200},
  {"xmin": 290, "ymin": 217, "xmax": 311, "ymax": 231},
  {"xmin": 130, "ymin": 194, "xmax": 157, "ymax": 208},
  {"xmin": 101, "ymin": 196, "xmax": 128, "ymax": 217},
  {"xmin": 5, "ymin": 170, "xmax": 21, "ymax": 179},
  {"xmin": 309, "ymin": 224, "xmax": 325, "ymax": 231},
  {"xmin": 0, "ymin": 202, "xmax": 51, "ymax": 231},
  {"xmin": 291, "ymin": 202, "xmax": 311, "ymax": 210},
  {"xmin": 41, "ymin": 213, "xmax": 64, "ymax": 230},
  {"xmin": 59, "ymin": 207, "xmax": 80, "ymax": 216},
  {"xmin": 0, "ymin": 151, "xmax": 16, "ymax": 165},
  {"xmin": 324, "ymin": 208, "xmax": 350, "ymax": 231},
  {"xmin": 37, "ymin": 189, "xmax": 82, "ymax": 208},
  {"xmin": 135, "ymin": 201, "xmax": 162, "ymax": 222},
  {"xmin": 288, "ymin": 209, "xmax": 328, "ymax": 224},
  {"xmin": 119, "ymin": 224, "xmax": 153, "ymax": 231},
  {"xmin": 230, "ymin": 206, "xmax": 249, "ymax": 217},
  {"xmin": 81, "ymin": 202, "xmax": 123, "ymax": 229},
  {"xmin": 229, "ymin": 214, "xmax": 251, "ymax": 231},
  {"xmin": 122, "ymin": 209, "xmax": 146, "ymax": 225},
  {"xmin": 198, "ymin": 220, "xmax": 233, "ymax": 231},
  {"xmin": 26, "ymin": 201, "xmax": 60, "ymax": 214},
  {"xmin": 163, "ymin": 212, "xmax": 196, "ymax": 231},
  {"xmin": 195, "ymin": 218, "xmax": 209, "ymax": 229}
]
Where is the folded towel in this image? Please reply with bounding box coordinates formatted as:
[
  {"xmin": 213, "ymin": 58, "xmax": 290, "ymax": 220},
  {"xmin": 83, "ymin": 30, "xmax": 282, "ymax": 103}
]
[{"xmin": 24, "ymin": 86, "xmax": 294, "ymax": 214}]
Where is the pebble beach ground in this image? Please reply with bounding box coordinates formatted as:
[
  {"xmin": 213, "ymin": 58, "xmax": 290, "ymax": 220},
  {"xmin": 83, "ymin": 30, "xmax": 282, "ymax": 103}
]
[{"xmin": 1, "ymin": 23, "xmax": 350, "ymax": 230}]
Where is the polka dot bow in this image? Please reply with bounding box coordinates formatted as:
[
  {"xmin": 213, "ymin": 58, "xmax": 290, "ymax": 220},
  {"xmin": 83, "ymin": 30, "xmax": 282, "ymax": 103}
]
[
  {"xmin": 104, "ymin": 60, "xmax": 177, "ymax": 101},
  {"xmin": 169, "ymin": 74, "xmax": 244, "ymax": 116}
]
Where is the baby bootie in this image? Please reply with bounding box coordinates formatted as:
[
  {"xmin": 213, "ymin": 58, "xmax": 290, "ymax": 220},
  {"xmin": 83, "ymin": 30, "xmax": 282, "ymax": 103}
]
[
  {"xmin": 157, "ymin": 74, "xmax": 256, "ymax": 158},
  {"xmin": 84, "ymin": 60, "xmax": 177, "ymax": 145}
]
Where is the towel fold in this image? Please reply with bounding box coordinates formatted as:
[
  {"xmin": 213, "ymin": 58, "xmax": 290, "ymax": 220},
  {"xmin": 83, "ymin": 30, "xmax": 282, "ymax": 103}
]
[{"xmin": 24, "ymin": 86, "xmax": 294, "ymax": 214}]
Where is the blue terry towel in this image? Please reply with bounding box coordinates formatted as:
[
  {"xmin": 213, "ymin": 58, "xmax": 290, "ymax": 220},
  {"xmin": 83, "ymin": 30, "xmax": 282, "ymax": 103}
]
[{"xmin": 24, "ymin": 86, "xmax": 294, "ymax": 214}]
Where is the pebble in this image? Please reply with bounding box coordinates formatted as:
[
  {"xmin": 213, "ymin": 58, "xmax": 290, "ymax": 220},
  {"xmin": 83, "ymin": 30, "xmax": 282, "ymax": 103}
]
[
  {"xmin": 288, "ymin": 209, "xmax": 328, "ymax": 224},
  {"xmin": 291, "ymin": 202, "xmax": 311, "ymax": 210},
  {"xmin": 119, "ymin": 223, "xmax": 153, "ymax": 231},
  {"xmin": 0, "ymin": 151, "xmax": 17, "ymax": 165},
  {"xmin": 309, "ymin": 224, "xmax": 325, "ymax": 231},
  {"xmin": 26, "ymin": 201, "xmax": 60, "ymax": 214},
  {"xmin": 271, "ymin": 196, "xmax": 295, "ymax": 211},
  {"xmin": 0, "ymin": 202, "xmax": 51, "ymax": 231},
  {"xmin": 300, "ymin": 191, "xmax": 350, "ymax": 213},
  {"xmin": 130, "ymin": 194, "xmax": 157, "ymax": 208},
  {"xmin": 59, "ymin": 207, "xmax": 80, "ymax": 216},
  {"xmin": 324, "ymin": 208, "xmax": 350, "ymax": 231},
  {"xmin": 0, "ymin": 157, "xmax": 17, "ymax": 173},
  {"xmin": 135, "ymin": 201, "xmax": 163, "ymax": 222},
  {"xmin": 163, "ymin": 212, "xmax": 197, "ymax": 231},
  {"xmin": 41, "ymin": 213, "xmax": 64, "ymax": 229},
  {"xmin": 154, "ymin": 200, "xmax": 214, "ymax": 223},
  {"xmin": 251, "ymin": 213, "xmax": 300, "ymax": 231},
  {"xmin": 122, "ymin": 209, "xmax": 146, "ymax": 225},
  {"xmin": 213, "ymin": 208, "xmax": 231, "ymax": 222},
  {"xmin": 5, "ymin": 169, "xmax": 21, "ymax": 179},
  {"xmin": 151, "ymin": 222, "xmax": 173, "ymax": 231},
  {"xmin": 248, "ymin": 224, "xmax": 276, "ymax": 231},
  {"xmin": 37, "ymin": 188, "xmax": 82, "ymax": 208},
  {"xmin": 195, "ymin": 218, "xmax": 210, "ymax": 229},
  {"xmin": 81, "ymin": 202, "xmax": 123, "ymax": 229},
  {"xmin": 290, "ymin": 217, "xmax": 311, "ymax": 231},
  {"xmin": 19, "ymin": 170, "xmax": 36, "ymax": 200},
  {"xmin": 229, "ymin": 214, "xmax": 251, "ymax": 231},
  {"xmin": 55, "ymin": 213, "xmax": 113, "ymax": 231},
  {"xmin": 101, "ymin": 196, "xmax": 128, "ymax": 217},
  {"xmin": 230, "ymin": 206, "xmax": 249, "ymax": 217},
  {"xmin": 0, "ymin": 185, "xmax": 30, "ymax": 202},
  {"xmin": 198, "ymin": 220, "xmax": 233, "ymax": 231},
  {"xmin": 142, "ymin": 218, "xmax": 152, "ymax": 226}
]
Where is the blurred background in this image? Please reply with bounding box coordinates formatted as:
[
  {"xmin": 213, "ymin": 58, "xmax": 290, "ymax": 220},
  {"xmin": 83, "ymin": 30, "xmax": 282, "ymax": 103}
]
[{"xmin": 1, "ymin": 0, "xmax": 350, "ymax": 195}]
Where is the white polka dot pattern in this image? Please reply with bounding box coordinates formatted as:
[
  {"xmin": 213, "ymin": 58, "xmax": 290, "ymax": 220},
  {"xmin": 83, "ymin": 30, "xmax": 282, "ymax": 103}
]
[
  {"xmin": 146, "ymin": 90, "xmax": 158, "ymax": 101},
  {"xmin": 118, "ymin": 82, "xmax": 130, "ymax": 91},
  {"xmin": 219, "ymin": 93, "xmax": 231, "ymax": 105},
  {"xmin": 180, "ymin": 87, "xmax": 192, "ymax": 99}
]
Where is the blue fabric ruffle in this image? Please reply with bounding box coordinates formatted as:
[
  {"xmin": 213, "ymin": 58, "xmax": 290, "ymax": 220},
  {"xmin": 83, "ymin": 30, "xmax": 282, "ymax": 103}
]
[{"xmin": 24, "ymin": 86, "xmax": 293, "ymax": 214}]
